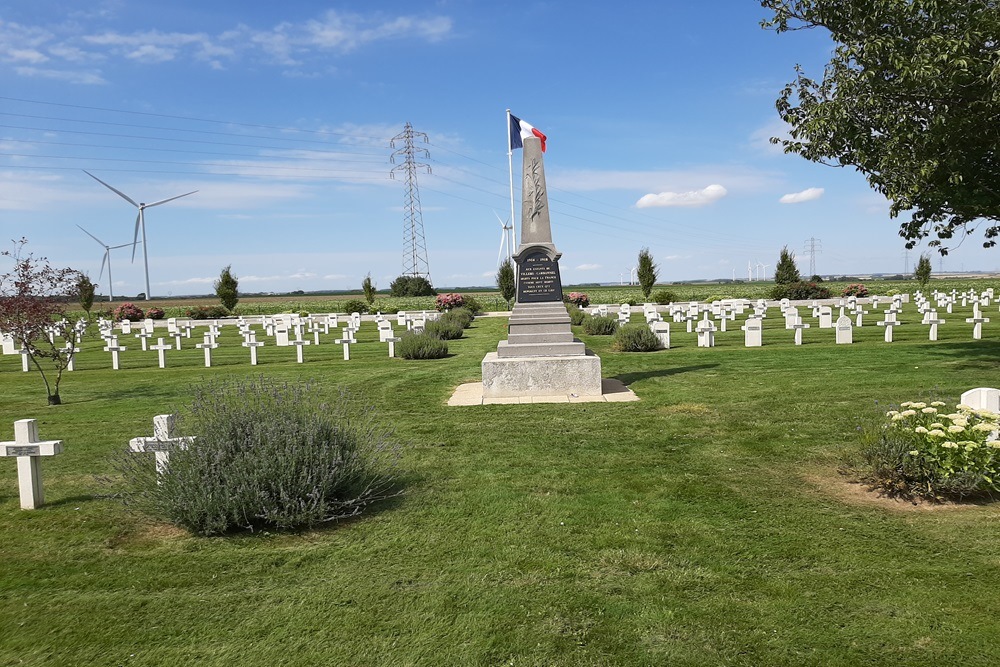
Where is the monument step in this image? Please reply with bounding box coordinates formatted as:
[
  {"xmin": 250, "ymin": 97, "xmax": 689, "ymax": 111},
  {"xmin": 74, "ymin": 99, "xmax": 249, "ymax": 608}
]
[
  {"xmin": 507, "ymin": 332, "xmax": 576, "ymax": 345},
  {"xmin": 508, "ymin": 321, "xmax": 573, "ymax": 335},
  {"xmin": 496, "ymin": 339, "xmax": 587, "ymax": 358}
]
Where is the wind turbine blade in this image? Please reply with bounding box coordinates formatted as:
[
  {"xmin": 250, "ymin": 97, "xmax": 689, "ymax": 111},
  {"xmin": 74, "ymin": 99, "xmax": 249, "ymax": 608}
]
[
  {"xmin": 109, "ymin": 242, "xmax": 134, "ymax": 250},
  {"xmin": 99, "ymin": 251, "xmax": 108, "ymax": 282},
  {"xmin": 83, "ymin": 170, "xmax": 139, "ymax": 208},
  {"xmin": 76, "ymin": 224, "xmax": 107, "ymax": 248},
  {"xmin": 146, "ymin": 190, "xmax": 198, "ymax": 208},
  {"xmin": 131, "ymin": 212, "xmax": 141, "ymax": 262}
]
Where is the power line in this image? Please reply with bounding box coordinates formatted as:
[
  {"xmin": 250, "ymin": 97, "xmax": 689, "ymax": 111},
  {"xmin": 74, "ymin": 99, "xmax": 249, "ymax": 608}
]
[{"xmin": 802, "ymin": 237, "xmax": 822, "ymax": 276}]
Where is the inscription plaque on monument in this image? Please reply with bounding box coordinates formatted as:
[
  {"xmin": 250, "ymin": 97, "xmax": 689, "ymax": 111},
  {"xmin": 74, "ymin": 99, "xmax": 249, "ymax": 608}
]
[{"xmin": 516, "ymin": 250, "xmax": 563, "ymax": 303}]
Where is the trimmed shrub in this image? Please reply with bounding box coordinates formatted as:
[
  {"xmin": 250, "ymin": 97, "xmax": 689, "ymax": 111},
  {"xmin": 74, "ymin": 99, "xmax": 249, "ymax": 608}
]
[
  {"xmin": 423, "ymin": 317, "xmax": 464, "ymax": 340},
  {"xmin": 651, "ymin": 289, "xmax": 679, "ymax": 305},
  {"xmin": 184, "ymin": 305, "xmax": 229, "ymax": 319},
  {"xmin": 566, "ymin": 292, "xmax": 590, "ymax": 307},
  {"xmin": 770, "ymin": 281, "xmax": 833, "ymax": 300},
  {"xmin": 461, "ymin": 294, "xmax": 484, "ymax": 315},
  {"xmin": 341, "ymin": 299, "xmax": 368, "ymax": 314},
  {"xmin": 116, "ymin": 377, "xmax": 401, "ymax": 536},
  {"xmin": 112, "ymin": 302, "xmax": 144, "ymax": 321},
  {"xmin": 442, "ymin": 307, "xmax": 474, "ymax": 329},
  {"xmin": 567, "ymin": 305, "xmax": 587, "ymax": 325},
  {"xmin": 583, "ymin": 315, "xmax": 619, "ymax": 336},
  {"xmin": 435, "ymin": 293, "xmax": 464, "ymax": 311},
  {"xmin": 145, "ymin": 307, "xmax": 165, "ymax": 320},
  {"xmin": 390, "ymin": 275, "xmax": 436, "ymax": 297},
  {"xmin": 397, "ymin": 332, "xmax": 448, "ymax": 359},
  {"xmin": 842, "ymin": 283, "xmax": 869, "ymax": 297},
  {"xmin": 612, "ymin": 323, "xmax": 661, "ymax": 352}
]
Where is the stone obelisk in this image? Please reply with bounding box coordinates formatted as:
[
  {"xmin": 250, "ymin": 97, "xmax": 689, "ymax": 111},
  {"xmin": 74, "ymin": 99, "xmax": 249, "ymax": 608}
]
[{"xmin": 481, "ymin": 135, "xmax": 603, "ymax": 397}]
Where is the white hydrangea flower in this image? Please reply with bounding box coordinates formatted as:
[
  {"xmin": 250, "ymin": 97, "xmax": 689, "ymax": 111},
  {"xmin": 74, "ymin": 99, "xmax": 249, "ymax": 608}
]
[
  {"xmin": 931, "ymin": 401, "xmax": 946, "ymax": 407},
  {"xmin": 929, "ymin": 423, "xmax": 945, "ymax": 430},
  {"xmin": 901, "ymin": 410, "xmax": 917, "ymax": 417},
  {"xmin": 942, "ymin": 442, "xmax": 960, "ymax": 449},
  {"xmin": 972, "ymin": 423, "xmax": 995, "ymax": 433},
  {"xmin": 900, "ymin": 401, "xmax": 914, "ymax": 408},
  {"xmin": 948, "ymin": 425, "xmax": 966, "ymax": 434},
  {"xmin": 886, "ymin": 410, "xmax": 900, "ymax": 418},
  {"xmin": 914, "ymin": 426, "xmax": 929, "ymax": 434},
  {"xmin": 921, "ymin": 407, "xmax": 938, "ymax": 414},
  {"xmin": 928, "ymin": 429, "xmax": 947, "ymax": 438},
  {"xmin": 912, "ymin": 402, "xmax": 927, "ymax": 409},
  {"xmin": 952, "ymin": 418, "xmax": 969, "ymax": 428},
  {"xmin": 891, "ymin": 413, "xmax": 906, "ymax": 421},
  {"xmin": 987, "ymin": 441, "xmax": 1000, "ymax": 449}
]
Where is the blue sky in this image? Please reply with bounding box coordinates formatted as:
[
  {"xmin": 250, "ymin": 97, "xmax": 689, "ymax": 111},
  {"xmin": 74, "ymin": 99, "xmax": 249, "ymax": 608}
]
[{"xmin": 1, "ymin": 1, "xmax": 995, "ymax": 297}]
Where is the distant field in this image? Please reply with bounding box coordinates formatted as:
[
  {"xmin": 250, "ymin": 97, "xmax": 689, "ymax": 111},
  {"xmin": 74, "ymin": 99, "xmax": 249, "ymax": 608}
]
[{"xmin": 82, "ymin": 276, "xmax": 1000, "ymax": 319}]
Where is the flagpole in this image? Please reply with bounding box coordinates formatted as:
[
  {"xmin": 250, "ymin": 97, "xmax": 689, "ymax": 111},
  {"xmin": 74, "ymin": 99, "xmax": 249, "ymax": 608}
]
[{"xmin": 506, "ymin": 109, "xmax": 517, "ymax": 251}]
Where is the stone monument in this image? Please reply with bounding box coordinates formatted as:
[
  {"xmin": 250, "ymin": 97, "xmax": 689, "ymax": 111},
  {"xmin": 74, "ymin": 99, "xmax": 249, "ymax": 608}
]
[{"xmin": 481, "ymin": 135, "xmax": 603, "ymax": 397}]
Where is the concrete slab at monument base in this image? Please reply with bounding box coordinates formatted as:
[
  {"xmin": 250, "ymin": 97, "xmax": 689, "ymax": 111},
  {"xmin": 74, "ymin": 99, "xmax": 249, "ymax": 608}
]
[
  {"xmin": 450, "ymin": 378, "xmax": 637, "ymax": 406},
  {"xmin": 481, "ymin": 350, "xmax": 603, "ymax": 398}
]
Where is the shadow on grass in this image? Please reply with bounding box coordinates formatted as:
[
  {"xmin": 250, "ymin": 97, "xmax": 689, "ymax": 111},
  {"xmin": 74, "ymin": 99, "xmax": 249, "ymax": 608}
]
[
  {"xmin": 913, "ymin": 340, "xmax": 1000, "ymax": 370},
  {"xmin": 615, "ymin": 363, "xmax": 720, "ymax": 385}
]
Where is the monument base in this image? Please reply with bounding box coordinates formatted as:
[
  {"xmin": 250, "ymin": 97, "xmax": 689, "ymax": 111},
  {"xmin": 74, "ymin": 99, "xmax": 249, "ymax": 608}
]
[{"xmin": 481, "ymin": 350, "xmax": 603, "ymax": 398}]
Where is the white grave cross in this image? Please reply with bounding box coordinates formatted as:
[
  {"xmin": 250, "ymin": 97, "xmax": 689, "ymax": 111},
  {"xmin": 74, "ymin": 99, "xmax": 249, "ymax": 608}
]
[
  {"xmin": 0, "ymin": 419, "xmax": 63, "ymax": 509},
  {"xmin": 103, "ymin": 336, "xmax": 127, "ymax": 370},
  {"xmin": 150, "ymin": 338, "xmax": 173, "ymax": 368},
  {"xmin": 129, "ymin": 414, "xmax": 195, "ymax": 477}
]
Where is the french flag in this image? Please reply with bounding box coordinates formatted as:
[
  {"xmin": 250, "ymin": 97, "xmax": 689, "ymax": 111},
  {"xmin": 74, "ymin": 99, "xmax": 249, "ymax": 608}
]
[{"xmin": 509, "ymin": 114, "xmax": 547, "ymax": 152}]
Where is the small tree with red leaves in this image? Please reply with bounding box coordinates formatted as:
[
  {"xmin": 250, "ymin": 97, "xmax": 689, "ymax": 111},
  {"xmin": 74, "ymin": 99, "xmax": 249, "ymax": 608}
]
[{"xmin": 0, "ymin": 238, "xmax": 84, "ymax": 405}]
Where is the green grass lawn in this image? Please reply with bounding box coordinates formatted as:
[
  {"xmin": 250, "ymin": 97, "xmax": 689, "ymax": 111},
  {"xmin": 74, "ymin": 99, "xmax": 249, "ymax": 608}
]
[{"xmin": 3, "ymin": 300, "xmax": 1000, "ymax": 666}]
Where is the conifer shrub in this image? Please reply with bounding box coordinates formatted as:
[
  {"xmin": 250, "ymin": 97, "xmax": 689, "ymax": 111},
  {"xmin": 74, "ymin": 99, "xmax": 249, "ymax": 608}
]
[
  {"xmin": 611, "ymin": 323, "xmax": 661, "ymax": 352},
  {"xmin": 583, "ymin": 315, "xmax": 619, "ymax": 335},
  {"xmin": 396, "ymin": 331, "xmax": 448, "ymax": 359},
  {"xmin": 116, "ymin": 377, "xmax": 401, "ymax": 536}
]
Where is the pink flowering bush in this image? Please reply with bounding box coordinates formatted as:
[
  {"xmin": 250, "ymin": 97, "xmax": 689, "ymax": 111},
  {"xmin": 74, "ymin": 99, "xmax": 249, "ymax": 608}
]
[
  {"xmin": 842, "ymin": 283, "xmax": 869, "ymax": 298},
  {"xmin": 146, "ymin": 307, "xmax": 165, "ymax": 320},
  {"xmin": 435, "ymin": 293, "xmax": 464, "ymax": 311},
  {"xmin": 112, "ymin": 302, "xmax": 144, "ymax": 321},
  {"xmin": 567, "ymin": 292, "xmax": 590, "ymax": 307}
]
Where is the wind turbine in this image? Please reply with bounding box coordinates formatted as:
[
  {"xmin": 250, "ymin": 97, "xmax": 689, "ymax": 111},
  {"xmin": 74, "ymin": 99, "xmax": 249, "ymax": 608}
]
[
  {"xmin": 494, "ymin": 210, "xmax": 514, "ymax": 265},
  {"xmin": 76, "ymin": 225, "xmax": 136, "ymax": 302},
  {"xmin": 84, "ymin": 170, "xmax": 197, "ymax": 301}
]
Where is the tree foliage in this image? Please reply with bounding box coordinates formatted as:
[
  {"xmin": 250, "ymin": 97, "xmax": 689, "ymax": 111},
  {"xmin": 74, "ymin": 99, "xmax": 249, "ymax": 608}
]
[
  {"xmin": 915, "ymin": 253, "xmax": 933, "ymax": 286},
  {"xmin": 496, "ymin": 259, "xmax": 516, "ymax": 308},
  {"xmin": 77, "ymin": 274, "xmax": 96, "ymax": 315},
  {"xmin": 761, "ymin": 0, "xmax": 1000, "ymax": 253},
  {"xmin": 361, "ymin": 273, "xmax": 377, "ymax": 305},
  {"xmin": 214, "ymin": 265, "xmax": 239, "ymax": 312},
  {"xmin": 774, "ymin": 245, "xmax": 801, "ymax": 284},
  {"xmin": 637, "ymin": 247, "xmax": 658, "ymax": 299},
  {"xmin": 0, "ymin": 238, "xmax": 83, "ymax": 405},
  {"xmin": 389, "ymin": 275, "xmax": 436, "ymax": 297}
]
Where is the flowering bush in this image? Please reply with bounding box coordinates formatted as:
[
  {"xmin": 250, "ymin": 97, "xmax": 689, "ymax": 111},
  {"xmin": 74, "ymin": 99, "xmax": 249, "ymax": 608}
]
[
  {"xmin": 112, "ymin": 302, "xmax": 144, "ymax": 322},
  {"xmin": 435, "ymin": 293, "xmax": 464, "ymax": 311},
  {"xmin": 842, "ymin": 283, "xmax": 869, "ymax": 297},
  {"xmin": 567, "ymin": 292, "xmax": 590, "ymax": 307},
  {"xmin": 862, "ymin": 400, "xmax": 1000, "ymax": 498},
  {"xmin": 146, "ymin": 307, "xmax": 165, "ymax": 320}
]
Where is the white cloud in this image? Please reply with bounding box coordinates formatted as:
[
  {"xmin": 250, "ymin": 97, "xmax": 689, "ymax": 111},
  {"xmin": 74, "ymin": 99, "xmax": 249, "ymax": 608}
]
[
  {"xmin": 779, "ymin": 187, "xmax": 824, "ymax": 204},
  {"xmin": 8, "ymin": 48, "xmax": 48, "ymax": 63},
  {"xmin": 749, "ymin": 119, "xmax": 793, "ymax": 156},
  {"xmin": 126, "ymin": 44, "xmax": 176, "ymax": 63},
  {"xmin": 549, "ymin": 167, "xmax": 778, "ymax": 194},
  {"xmin": 636, "ymin": 184, "xmax": 727, "ymax": 209},
  {"xmin": 13, "ymin": 65, "xmax": 106, "ymax": 84},
  {"xmin": 576, "ymin": 263, "xmax": 601, "ymax": 270}
]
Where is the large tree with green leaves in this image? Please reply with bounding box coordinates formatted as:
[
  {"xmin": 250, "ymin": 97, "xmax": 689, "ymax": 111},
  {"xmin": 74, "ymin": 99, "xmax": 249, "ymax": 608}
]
[
  {"xmin": 761, "ymin": 0, "xmax": 1000, "ymax": 253},
  {"xmin": 636, "ymin": 247, "xmax": 658, "ymax": 299}
]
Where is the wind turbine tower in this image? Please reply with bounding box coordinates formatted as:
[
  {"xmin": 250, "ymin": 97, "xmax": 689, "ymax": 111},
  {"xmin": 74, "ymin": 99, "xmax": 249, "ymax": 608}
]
[
  {"xmin": 76, "ymin": 225, "xmax": 135, "ymax": 301},
  {"xmin": 494, "ymin": 211, "xmax": 514, "ymax": 266},
  {"xmin": 84, "ymin": 170, "xmax": 196, "ymax": 300}
]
